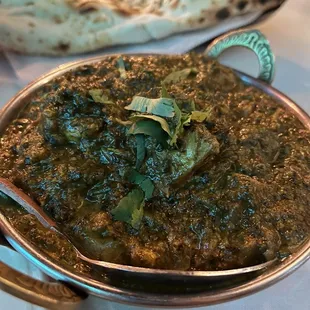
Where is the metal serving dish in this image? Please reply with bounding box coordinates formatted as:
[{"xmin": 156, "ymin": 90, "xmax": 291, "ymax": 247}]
[{"xmin": 0, "ymin": 29, "xmax": 309, "ymax": 309}]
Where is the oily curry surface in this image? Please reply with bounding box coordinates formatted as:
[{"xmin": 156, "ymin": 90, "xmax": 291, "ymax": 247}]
[{"xmin": 0, "ymin": 54, "xmax": 310, "ymax": 272}]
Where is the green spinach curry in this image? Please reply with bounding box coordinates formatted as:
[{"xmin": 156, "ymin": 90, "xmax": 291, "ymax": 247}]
[{"xmin": 0, "ymin": 54, "xmax": 310, "ymax": 271}]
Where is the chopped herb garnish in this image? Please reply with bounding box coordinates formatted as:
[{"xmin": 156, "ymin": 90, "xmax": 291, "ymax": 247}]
[
  {"xmin": 169, "ymin": 101, "xmax": 182, "ymax": 146},
  {"xmin": 161, "ymin": 84, "xmax": 170, "ymax": 98},
  {"xmin": 128, "ymin": 169, "xmax": 154, "ymax": 199},
  {"xmin": 130, "ymin": 114, "xmax": 172, "ymax": 137},
  {"xmin": 135, "ymin": 134, "xmax": 146, "ymax": 170},
  {"xmin": 125, "ymin": 96, "xmax": 175, "ymax": 118},
  {"xmin": 170, "ymin": 113, "xmax": 192, "ymax": 146},
  {"xmin": 190, "ymin": 108, "xmax": 213, "ymax": 123},
  {"xmin": 128, "ymin": 119, "xmax": 168, "ymax": 146},
  {"xmin": 111, "ymin": 189, "xmax": 144, "ymax": 229}
]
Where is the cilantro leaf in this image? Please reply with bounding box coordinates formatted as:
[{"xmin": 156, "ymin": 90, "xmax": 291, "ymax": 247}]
[
  {"xmin": 128, "ymin": 169, "xmax": 154, "ymax": 199},
  {"xmin": 131, "ymin": 206, "xmax": 144, "ymax": 230},
  {"xmin": 125, "ymin": 96, "xmax": 175, "ymax": 118},
  {"xmin": 130, "ymin": 114, "xmax": 172, "ymax": 137},
  {"xmin": 159, "ymin": 85, "xmax": 195, "ymax": 145},
  {"xmin": 163, "ymin": 68, "xmax": 198, "ymax": 84},
  {"xmin": 139, "ymin": 178, "xmax": 154, "ymax": 199},
  {"xmin": 116, "ymin": 56, "xmax": 127, "ymax": 79},
  {"xmin": 161, "ymin": 84, "xmax": 170, "ymax": 98},
  {"xmin": 169, "ymin": 101, "xmax": 182, "ymax": 146},
  {"xmin": 169, "ymin": 102, "xmax": 192, "ymax": 146},
  {"xmin": 135, "ymin": 134, "xmax": 145, "ymax": 170},
  {"xmin": 128, "ymin": 119, "xmax": 168, "ymax": 146},
  {"xmin": 89, "ymin": 89, "xmax": 114, "ymax": 104},
  {"xmin": 111, "ymin": 189, "xmax": 144, "ymax": 229},
  {"xmin": 160, "ymin": 85, "xmax": 195, "ymax": 112},
  {"xmin": 190, "ymin": 108, "xmax": 213, "ymax": 123},
  {"xmin": 181, "ymin": 113, "xmax": 192, "ymax": 127}
]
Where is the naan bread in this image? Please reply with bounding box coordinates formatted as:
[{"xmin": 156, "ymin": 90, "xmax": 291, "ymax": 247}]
[{"xmin": 0, "ymin": 0, "xmax": 285, "ymax": 56}]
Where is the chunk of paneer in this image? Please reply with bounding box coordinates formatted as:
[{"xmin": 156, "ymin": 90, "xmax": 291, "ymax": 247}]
[{"xmin": 71, "ymin": 211, "xmax": 127, "ymax": 263}]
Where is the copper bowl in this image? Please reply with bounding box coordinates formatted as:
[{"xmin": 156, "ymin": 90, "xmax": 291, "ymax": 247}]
[{"xmin": 0, "ymin": 29, "xmax": 309, "ymax": 309}]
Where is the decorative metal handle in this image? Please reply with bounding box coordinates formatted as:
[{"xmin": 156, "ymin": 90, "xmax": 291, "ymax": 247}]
[
  {"xmin": 204, "ymin": 29, "xmax": 275, "ymax": 84},
  {"xmin": 0, "ymin": 233, "xmax": 85, "ymax": 309}
]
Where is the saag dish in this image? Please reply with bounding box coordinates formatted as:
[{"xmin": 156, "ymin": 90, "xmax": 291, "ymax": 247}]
[{"xmin": 0, "ymin": 54, "xmax": 310, "ymax": 271}]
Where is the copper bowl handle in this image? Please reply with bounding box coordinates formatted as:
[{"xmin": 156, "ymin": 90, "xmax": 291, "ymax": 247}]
[
  {"xmin": 0, "ymin": 233, "xmax": 84, "ymax": 309},
  {"xmin": 204, "ymin": 29, "xmax": 275, "ymax": 84}
]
